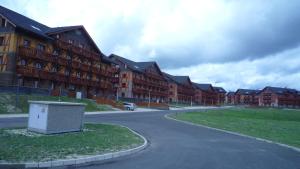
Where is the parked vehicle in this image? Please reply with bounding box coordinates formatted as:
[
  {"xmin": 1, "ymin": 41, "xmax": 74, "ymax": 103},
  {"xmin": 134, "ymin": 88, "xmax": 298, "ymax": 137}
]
[{"xmin": 123, "ymin": 102, "xmax": 136, "ymax": 111}]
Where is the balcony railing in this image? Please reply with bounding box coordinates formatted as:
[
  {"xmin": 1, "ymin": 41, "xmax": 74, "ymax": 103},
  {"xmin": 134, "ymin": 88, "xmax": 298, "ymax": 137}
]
[
  {"xmin": 81, "ymin": 63, "xmax": 90, "ymax": 72},
  {"xmin": 18, "ymin": 46, "xmax": 55, "ymax": 63}
]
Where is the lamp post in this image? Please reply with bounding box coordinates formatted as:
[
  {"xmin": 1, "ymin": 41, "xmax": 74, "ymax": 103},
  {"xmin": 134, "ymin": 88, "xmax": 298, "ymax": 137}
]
[{"xmin": 148, "ymin": 90, "xmax": 151, "ymax": 108}]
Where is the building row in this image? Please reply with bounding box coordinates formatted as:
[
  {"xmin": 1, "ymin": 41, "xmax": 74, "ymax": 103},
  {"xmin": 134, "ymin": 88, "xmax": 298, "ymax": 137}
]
[
  {"xmin": 226, "ymin": 87, "xmax": 300, "ymax": 108},
  {"xmin": 0, "ymin": 5, "xmax": 226, "ymax": 105}
]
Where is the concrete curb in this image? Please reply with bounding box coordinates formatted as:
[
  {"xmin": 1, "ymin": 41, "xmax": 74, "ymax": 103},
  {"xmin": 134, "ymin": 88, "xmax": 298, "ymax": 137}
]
[
  {"xmin": 165, "ymin": 113, "xmax": 300, "ymax": 153},
  {"xmin": 0, "ymin": 124, "xmax": 148, "ymax": 168}
]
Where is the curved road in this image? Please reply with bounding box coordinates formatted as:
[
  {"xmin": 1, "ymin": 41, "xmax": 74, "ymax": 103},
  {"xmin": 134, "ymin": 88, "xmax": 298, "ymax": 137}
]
[{"xmin": 1, "ymin": 110, "xmax": 300, "ymax": 169}]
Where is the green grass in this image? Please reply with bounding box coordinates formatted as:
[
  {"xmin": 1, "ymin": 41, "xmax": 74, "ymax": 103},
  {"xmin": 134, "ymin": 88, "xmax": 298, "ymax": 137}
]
[
  {"xmin": 0, "ymin": 94, "xmax": 113, "ymax": 114},
  {"xmin": 172, "ymin": 108, "xmax": 300, "ymax": 148},
  {"xmin": 0, "ymin": 123, "xmax": 143, "ymax": 162}
]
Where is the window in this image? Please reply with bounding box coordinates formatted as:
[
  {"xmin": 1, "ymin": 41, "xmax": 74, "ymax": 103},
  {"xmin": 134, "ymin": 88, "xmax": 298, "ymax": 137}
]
[
  {"xmin": 121, "ymin": 92, "xmax": 125, "ymax": 97},
  {"xmin": 23, "ymin": 39, "xmax": 30, "ymax": 47},
  {"xmin": 0, "ymin": 54, "xmax": 3, "ymax": 64},
  {"xmin": 53, "ymin": 50, "xmax": 59, "ymax": 56},
  {"xmin": 122, "ymin": 73, "xmax": 127, "ymax": 78},
  {"xmin": 20, "ymin": 59, "xmax": 26, "ymax": 66},
  {"xmin": 56, "ymin": 34, "xmax": 60, "ymax": 39},
  {"xmin": 122, "ymin": 83, "xmax": 126, "ymax": 88},
  {"xmin": 50, "ymin": 67, "xmax": 57, "ymax": 72},
  {"xmin": 0, "ymin": 37, "xmax": 4, "ymax": 46},
  {"xmin": 35, "ymin": 63, "xmax": 42, "ymax": 69},
  {"xmin": 76, "ymin": 72, "xmax": 81, "ymax": 78},
  {"xmin": 79, "ymin": 43, "xmax": 84, "ymax": 48},
  {"xmin": 68, "ymin": 39, "xmax": 74, "ymax": 44},
  {"xmin": 66, "ymin": 54, "xmax": 71, "ymax": 60},
  {"xmin": 34, "ymin": 81, "xmax": 38, "ymax": 88},
  {"xmin": 65, "ymin": 70, "xmax": 70, "ymax": 76},
  {"xmin": 87, "ymin": 74, "xmax": 91, "ymax": 80},
  {"xmin": 36, "ymin": 43, "xmax": 45, "ymax": 51}
]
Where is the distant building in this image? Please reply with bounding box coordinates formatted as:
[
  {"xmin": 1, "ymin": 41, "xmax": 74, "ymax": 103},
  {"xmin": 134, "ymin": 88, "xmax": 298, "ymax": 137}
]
[
  {"xmin": 193, "ymin": 83, "xmax": 217, "ymax": 105},
  {"xmin": 226, "ymin": 92, "xmax": 235, "ymax": 104},
  {"xmin": 213, "ymin": 86, "xmax": 226, "ymax": 105},
  {"xmin": 109, "ymin": 54, "xmax": 168, "ymax": 102},
  {"xmin": 258, "ymin": 86, "xmax": 300, "ymax": 108},
  {"xmin": 163, "ymin": 73, "xmax": 194, "ymax": 104},
  {"xmin": 234, "ymin": 89, "xmax": 260, "ymax": 106}
]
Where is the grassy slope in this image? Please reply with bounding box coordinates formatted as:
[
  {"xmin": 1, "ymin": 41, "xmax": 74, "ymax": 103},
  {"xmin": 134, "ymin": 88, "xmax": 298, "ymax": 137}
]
[
  {"xmin": 0, "ymin": 94, "xmax": 113, "ymax": 114},
  {"xmin": 0, "ymin": 123, "xmax": 143, "ymax": 162},
  {"xmin": 173, "ymin": 108, "xmax": 300, "ymax": 147}
]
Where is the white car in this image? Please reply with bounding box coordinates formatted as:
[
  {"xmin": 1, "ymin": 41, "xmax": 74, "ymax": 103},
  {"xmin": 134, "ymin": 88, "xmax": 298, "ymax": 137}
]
[{"xmin": 123, "ymin": 102, "xmax": 136, "ymax": 111}]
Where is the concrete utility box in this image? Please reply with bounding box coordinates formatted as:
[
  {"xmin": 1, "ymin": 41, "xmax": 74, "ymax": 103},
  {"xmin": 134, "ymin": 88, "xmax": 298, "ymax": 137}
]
[{"xmin": 28, "ymin": 101, "xmax": 86, "ymax": 134}]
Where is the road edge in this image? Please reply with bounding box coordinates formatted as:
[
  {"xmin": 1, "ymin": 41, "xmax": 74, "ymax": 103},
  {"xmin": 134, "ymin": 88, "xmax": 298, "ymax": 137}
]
[
  {"xmin": 0, "ymin": 124, "xmax": 148, "ymax": 168},
  {"xmin": 165, "ymin": 113, "xmax": 300, "ymax": 153}
]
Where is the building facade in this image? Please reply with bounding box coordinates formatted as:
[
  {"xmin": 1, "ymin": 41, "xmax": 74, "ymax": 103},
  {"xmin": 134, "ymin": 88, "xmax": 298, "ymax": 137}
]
[
  {"xmin": 163, "ymin": 73, "xmax": 195, "ymax": 104},
  {"xmin": 258, "ymin": 86, "xmax": 300, "ymax": 108},
  {"xmin": 193, "ymin": 83, "xmax": 217, "ymax": 105},
  {"xmin": 109, "ymin": 54, "xmax": 168, "ymax": 102},
  {"xmin": 234, "ymin": 89, "xmax": 260, "ymax": 106},
  {"xmin": 213, "ymin": 86, "xmax": 226, "ymax": 105},
  {"xmin": 0, "ymin": 6, "xmax": 118, "ymax": 98},
  {"xmin": 226, "ymin": 92, "xmax": 235, "ymax": 104}
]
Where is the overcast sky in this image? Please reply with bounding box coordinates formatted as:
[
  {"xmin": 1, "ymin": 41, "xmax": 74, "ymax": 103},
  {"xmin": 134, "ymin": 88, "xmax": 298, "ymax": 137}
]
[{"xmin": 2, "ymin": 0, "xmax": 300, "ymax": 91}]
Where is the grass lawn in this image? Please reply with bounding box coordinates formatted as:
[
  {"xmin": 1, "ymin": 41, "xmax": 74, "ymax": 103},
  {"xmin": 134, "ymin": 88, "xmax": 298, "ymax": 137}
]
[
  {"xmin": 172, "ymin": 108, "xmax": 300, "ymax": 148},
  {"xmin": 0, "ymin": 123, "xmax": 143, "ymax": 162},
  {"xmin": 0, "ymin": 94, "xmax": 113, "ymax": 114}
]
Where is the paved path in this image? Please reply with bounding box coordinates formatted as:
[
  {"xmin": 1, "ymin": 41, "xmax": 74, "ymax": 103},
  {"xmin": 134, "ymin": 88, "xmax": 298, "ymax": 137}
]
[{"xmin": 1, "ymin": 109, "xmax": 300, "ymax": 169}]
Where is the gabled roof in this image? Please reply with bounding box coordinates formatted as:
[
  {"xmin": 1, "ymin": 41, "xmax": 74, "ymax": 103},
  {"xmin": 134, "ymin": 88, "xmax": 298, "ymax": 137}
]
[
  {"xmin": 235, "ymin": 89, "xmax": 260, "ymax": 95},
  {"xmin": 213, "ymin": 87, "xmax": 226, "ymax": 93},
  {"xmin": 109, "ymin": 54, "xmax": 163, "ymax": 75},
  {"xmin": 261, "ymin": 86, "xmax": 298, "ymax": 95},
  {"xmin": 227, "ymin": 92, "xmax": 235, "ymax": 96},
  {"xmin": 192, "ymin": 83, "xmax": 214, "ymax": 92},
  {"xmin": 163, "ymin": 73, "xmax": 192, "ymax": 85},
  {"xmin": 0, "ymin": 5, "xmax": 50, "ymax": 39},
  {"xmin": 0, "ymin": 5, "xmax": 101, "ymax": 53}
]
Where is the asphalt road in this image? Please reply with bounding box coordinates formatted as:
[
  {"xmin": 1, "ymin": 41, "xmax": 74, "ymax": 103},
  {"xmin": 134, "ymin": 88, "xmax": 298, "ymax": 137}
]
[{"xmin": 1, "ymin": 110, "xmax": 300, "ymax": 169}]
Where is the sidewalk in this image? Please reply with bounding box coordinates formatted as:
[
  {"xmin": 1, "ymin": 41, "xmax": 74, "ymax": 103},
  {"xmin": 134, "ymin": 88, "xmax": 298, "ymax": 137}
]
[{"xmin": 0, "ymin": 107, "xmax": 161, "ymax": 118}]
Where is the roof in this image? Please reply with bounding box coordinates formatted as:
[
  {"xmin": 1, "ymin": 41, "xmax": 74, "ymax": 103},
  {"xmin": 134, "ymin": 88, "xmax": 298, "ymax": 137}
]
[
  {"xmin": 163, "ymin": 73, "xmax": 191, "ymax": 85},
  {"xmin": 0, "ymin": 5, "xmax": 101, "ymax": 53},
  {"xmin": 192, "ymin": 83, "xmax": 214, "ymax": 92},
  {"xmin": 235, "ymin": 89, "xmax": 260, "ymax": 95},
  {"xmin": 0, "ymin": 5, "xmax": 50, "ymax": 39},
  {"xmin": 109, "ymin": 54, "xmax": 163, "ymax": 74},
  {"xmin": 227, "ymin": 92, "xmax": 235, "ymax": 96},
  {"xmin": 213, "ymin": 87, "xmax": 226, "ymax": 93},
  {"xmin": 261, "ymin": 86, "xmax": 298, "ymax": 95}
]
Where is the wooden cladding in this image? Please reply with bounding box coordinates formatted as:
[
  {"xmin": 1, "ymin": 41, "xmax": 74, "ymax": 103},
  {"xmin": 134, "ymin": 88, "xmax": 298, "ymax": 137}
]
[{"xmin": 55, "ymin": 40, "xmax": 100, "ymax": 61}]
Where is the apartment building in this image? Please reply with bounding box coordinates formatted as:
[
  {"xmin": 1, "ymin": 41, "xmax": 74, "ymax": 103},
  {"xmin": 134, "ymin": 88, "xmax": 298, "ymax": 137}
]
[
  {"xmin": 0, "ymin": 6, "xmax": 119, "ymax": 98},
  {"xmin": 193, "ymin": 83, "xmax": 217, "ymax": 105},
  {"xmin": 163, "ymin": 73, "xmax": 194, "ymax": 104},
  {"xmin": 109, "ymin": 54, "xmax": 168, "ymax": 102},
  {"xmin": 258, "ymin": 86, "xmax": 300, "ymax": 108}
]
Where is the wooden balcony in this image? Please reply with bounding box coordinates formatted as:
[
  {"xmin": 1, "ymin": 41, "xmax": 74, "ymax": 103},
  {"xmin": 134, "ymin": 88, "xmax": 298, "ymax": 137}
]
[
  {"xmin": 71, "ymin": 61, "xmax": 81, "ymax": 69},
  {"xmin": 55, "ymin": 74, "xmax": 68, "ymax": 82},
  {"xmin": 18, "ymin": 46, "xmax": 55, "ymax": 62},
  {"xmin": 16, "ymin": 65, "xmax": 39, "ymax": 78},
  {"xmin": 58, "ymin": 57, "xmax": 68, "ymax": 66},
  {"xmin": 81, "ymin": 63, "xmax": 90, "ymax": 72},
  {"xmin": 145, "ymin": 71, "xmax": 164, "ymax": 80},
  {"xmin": 92, "ymin": 66, "xmax": 100, "ymax": 73},
  {"xmin": 55, "ymin": 40, "xmax": 71, "ymax": 50}
]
